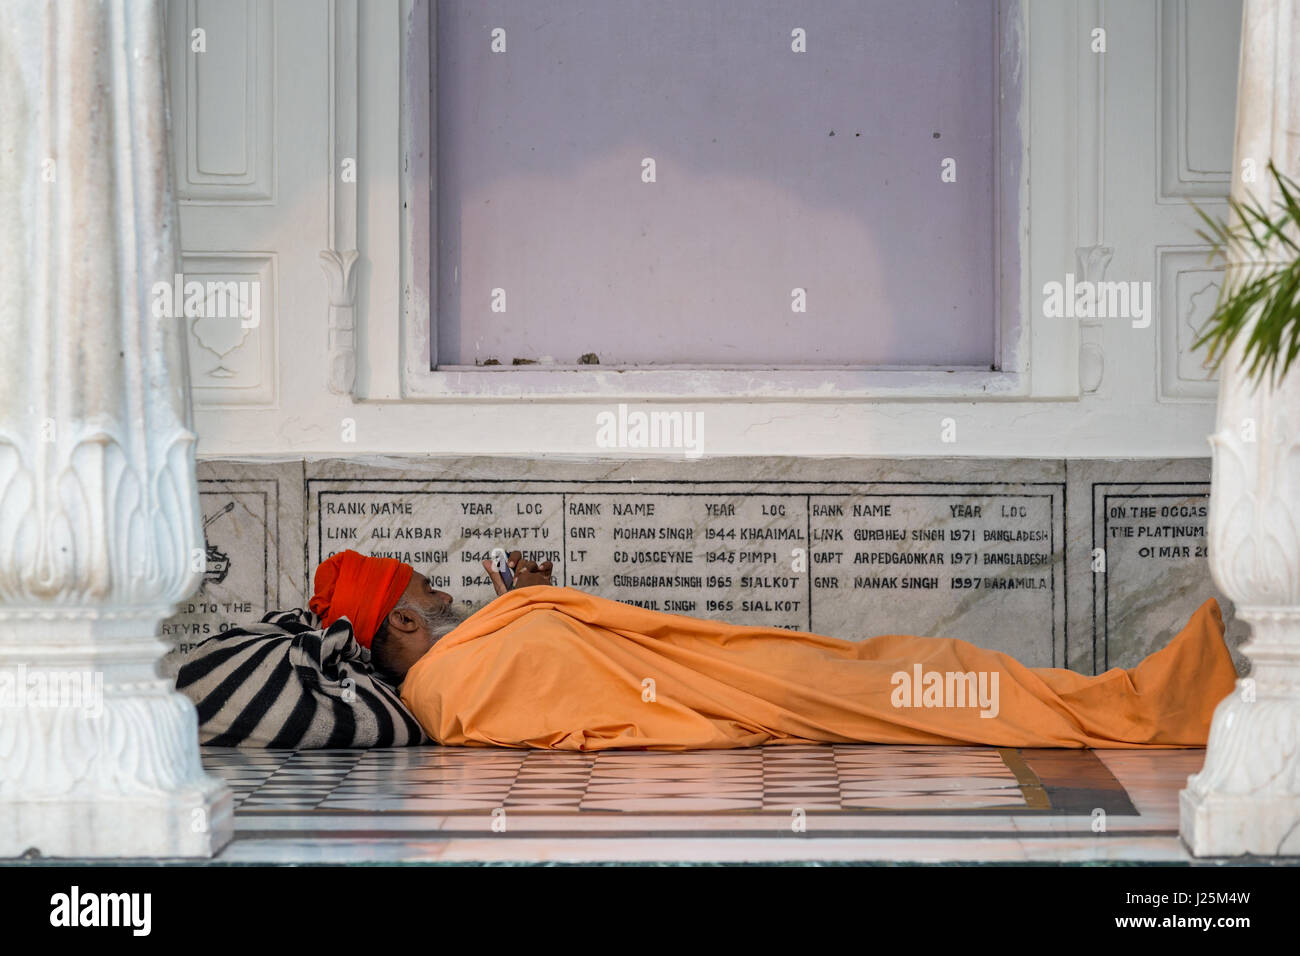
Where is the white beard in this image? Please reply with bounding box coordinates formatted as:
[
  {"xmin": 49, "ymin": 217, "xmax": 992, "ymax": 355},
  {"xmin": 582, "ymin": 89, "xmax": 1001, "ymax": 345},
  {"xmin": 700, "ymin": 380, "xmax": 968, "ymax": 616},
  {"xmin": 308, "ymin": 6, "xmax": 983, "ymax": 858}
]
[{"xmin": 414, "ymin": 600, "xmax": 472, "ymax": 640}]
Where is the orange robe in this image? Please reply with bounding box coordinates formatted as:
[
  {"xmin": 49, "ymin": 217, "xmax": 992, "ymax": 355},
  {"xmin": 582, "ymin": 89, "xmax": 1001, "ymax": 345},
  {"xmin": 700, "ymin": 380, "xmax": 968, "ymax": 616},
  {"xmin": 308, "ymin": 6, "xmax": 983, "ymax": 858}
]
[{"xmin": 401, "ymin": 587, "xmax": 1237, "ymax": 751}]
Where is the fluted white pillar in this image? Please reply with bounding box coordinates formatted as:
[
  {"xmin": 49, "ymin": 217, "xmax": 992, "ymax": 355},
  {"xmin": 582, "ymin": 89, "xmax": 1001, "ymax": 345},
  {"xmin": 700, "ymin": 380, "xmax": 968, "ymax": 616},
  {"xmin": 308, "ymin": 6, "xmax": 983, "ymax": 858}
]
[
  {"xmin": 0, "ymin": 0, "xmax": 232, "ymax": 857},
  {"xmin": 1180, "ymin": 0, "xmax": 1300, "ymax": 857}
]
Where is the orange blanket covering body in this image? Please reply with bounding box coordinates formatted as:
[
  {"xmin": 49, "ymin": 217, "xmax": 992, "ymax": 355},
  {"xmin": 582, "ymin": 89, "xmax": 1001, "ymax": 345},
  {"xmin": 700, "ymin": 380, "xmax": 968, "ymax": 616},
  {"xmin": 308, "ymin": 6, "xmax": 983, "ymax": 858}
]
[{"xmin": 401, "ymin": 587, "xmax": 1237, "ymax": 751}]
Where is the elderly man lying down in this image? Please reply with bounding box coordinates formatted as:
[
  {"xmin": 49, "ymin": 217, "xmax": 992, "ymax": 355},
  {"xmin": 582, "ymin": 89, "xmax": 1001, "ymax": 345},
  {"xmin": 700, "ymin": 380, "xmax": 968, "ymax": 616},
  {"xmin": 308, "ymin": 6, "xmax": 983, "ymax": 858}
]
[{"xmin": 175, "ymin": 549, "xmax": 1238, "ymax": 751}]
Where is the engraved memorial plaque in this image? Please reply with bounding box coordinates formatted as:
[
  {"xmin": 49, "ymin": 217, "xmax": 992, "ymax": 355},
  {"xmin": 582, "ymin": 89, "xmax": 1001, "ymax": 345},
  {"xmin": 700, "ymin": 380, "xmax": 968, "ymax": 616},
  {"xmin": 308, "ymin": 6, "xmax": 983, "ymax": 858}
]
[
  {"xmin": 162, "ymin": 457, "xmax": 1240, "ymax": 680},
  {"xmin": 316, "ymin": 487, "xmax": 564, "ymax": 608},
  {"xmin": 305, "ymin": 458, "xmax": 1068, "ymax": 668},
  {"xmin": 1066, "ymin": 459, "xmax": 1246, "ymax": 675},
  {"xmin": 807, "ymin": 486, "xmax": 1062, "ymax": 666},
  {"xmin": 567, "ymin": 492, "xmax": 807, "ymax": 627},
  {"xmin": 159, "ymin": 461, "xmax": 305, "ymax": 677}
]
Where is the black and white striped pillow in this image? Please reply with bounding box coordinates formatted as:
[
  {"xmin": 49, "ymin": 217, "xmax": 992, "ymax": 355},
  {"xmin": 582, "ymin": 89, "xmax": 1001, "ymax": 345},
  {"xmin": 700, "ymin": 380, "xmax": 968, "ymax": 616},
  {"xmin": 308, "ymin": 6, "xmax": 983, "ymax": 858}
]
[{"xmin": 174, "ymin": 608, "xmax": 429, "ymax": 748}]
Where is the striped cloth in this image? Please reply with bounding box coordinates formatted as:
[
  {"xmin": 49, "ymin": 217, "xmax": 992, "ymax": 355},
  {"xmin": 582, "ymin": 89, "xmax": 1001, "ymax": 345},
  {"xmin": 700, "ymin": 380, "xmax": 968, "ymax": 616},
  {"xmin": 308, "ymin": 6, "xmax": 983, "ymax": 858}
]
[{"xmin": 174, "ymin": 608, "xmax": 429, "ymax": 748}]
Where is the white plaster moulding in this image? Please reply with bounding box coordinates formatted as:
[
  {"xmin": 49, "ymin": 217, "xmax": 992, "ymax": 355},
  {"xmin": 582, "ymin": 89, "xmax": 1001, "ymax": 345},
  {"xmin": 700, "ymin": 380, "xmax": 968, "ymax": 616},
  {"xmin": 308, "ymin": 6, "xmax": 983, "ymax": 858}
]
[
  {"xmin": 380, "ymin": 367, "xmax": 1029, "ymax": 403},
  {"xmin": 323, "ymin": 0, "xmax": 360, "ymax": 397}
]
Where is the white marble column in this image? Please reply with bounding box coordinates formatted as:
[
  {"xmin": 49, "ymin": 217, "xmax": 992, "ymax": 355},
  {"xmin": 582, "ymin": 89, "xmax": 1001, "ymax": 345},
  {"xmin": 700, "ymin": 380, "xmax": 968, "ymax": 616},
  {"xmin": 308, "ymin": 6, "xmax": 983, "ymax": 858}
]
[
  {"xmin": 1180, "ymin": 0, "xmax": 1300, "ymax": 857},
  {"xmin": 0, "ymin": 1, "xmax": 232, "ymax": 856}
]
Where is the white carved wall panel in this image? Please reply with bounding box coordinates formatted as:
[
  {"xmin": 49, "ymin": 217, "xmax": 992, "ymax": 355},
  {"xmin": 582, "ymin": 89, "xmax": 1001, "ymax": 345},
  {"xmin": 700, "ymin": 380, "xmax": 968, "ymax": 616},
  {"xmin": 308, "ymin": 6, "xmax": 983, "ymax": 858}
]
[
  {"xmin": 1102, "ymin": 0, "xmax": 1237, "ymax": 407},
  {"xmin": 175, "ymin": 0, "xmax": 1238, "ymax": 458},
  {"xmin": 1158, "ymin": 0, "xmax": 1240, "ymax": 201},
  {"xmin": 182, "ymin": 252, "xmax": 277, "ymax": 405},
  {"xmin": 165, "ymin": 0, "xmax": 329, "ymax": 413},
  {"xmin": 1157, "ymin": 246, "xmax": 1222, "ymax": 400},
  {"xmin": 167, "ymin": 0, "xmax": 275, "ymax": 203},
  {"xmin": 1152, "ymin": 0, "xmax": 1238, "ymax": 400}
]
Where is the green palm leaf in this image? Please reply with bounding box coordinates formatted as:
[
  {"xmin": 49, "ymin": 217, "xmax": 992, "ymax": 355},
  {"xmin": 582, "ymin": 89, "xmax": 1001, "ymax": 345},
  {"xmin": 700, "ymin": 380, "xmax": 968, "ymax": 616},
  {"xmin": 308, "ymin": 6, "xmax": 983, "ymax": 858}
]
[{"xmin": 1192, "ymin": 160, "xmax": 1300, "ymax": 389}]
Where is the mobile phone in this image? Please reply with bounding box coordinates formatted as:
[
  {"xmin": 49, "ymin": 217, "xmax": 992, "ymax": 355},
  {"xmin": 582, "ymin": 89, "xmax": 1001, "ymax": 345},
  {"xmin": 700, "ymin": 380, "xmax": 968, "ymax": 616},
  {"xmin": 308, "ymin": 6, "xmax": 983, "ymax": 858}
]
[{"xmin": 489, "ymin": 548, "xmax": 514, "ymax": 589}]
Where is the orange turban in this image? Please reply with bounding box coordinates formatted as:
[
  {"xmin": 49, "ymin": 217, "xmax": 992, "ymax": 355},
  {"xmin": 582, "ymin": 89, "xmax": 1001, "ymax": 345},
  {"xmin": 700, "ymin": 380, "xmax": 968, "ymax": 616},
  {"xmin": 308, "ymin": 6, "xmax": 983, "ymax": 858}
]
[{"xmin": 309, "ymin": 550, "xmax": 414, "ymax": 648}]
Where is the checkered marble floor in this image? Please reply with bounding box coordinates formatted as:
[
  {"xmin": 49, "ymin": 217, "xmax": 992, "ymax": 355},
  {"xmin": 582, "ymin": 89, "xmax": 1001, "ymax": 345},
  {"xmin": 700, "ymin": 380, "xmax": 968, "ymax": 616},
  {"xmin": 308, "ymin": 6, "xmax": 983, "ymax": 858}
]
[
  {"xmin": 212, "ymin": 745, "xmax": 1065, "ymax": 814},
  {"xmin": 184, "ymin": 743, "xmax": 1236, "ymax": 863}
]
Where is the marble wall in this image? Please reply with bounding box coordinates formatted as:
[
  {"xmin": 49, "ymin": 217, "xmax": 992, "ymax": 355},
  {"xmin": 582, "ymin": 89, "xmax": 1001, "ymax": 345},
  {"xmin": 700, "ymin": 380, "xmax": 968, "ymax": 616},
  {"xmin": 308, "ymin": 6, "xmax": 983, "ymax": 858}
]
[
  {"xmin": 160, "ymin": 457, "xmax": 1249, "ymax": 678},
  {"xmin": 159, "ymin": 461, "xmax": 304, "ymax": 678}
]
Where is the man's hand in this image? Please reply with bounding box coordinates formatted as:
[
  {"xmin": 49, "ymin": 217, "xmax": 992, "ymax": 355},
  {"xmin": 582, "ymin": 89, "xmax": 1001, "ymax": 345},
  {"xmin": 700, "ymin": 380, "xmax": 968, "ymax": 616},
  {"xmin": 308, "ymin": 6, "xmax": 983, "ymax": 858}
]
[{"xmin": 482, "ymin": 550, "xmax": 555, "ymax": 596}]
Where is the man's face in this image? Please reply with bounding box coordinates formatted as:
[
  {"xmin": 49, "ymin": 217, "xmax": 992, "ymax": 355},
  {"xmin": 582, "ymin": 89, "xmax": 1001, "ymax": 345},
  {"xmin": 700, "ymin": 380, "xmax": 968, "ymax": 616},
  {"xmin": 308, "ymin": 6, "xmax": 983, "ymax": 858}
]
[
  {"xmin": 397, "ymin": 570, "xmax": 466, "ymax": 654},
  {"xmin": 372, "ymin": 571, "xmax": 469, "ymax": 685},
  {"xmin": 405, "ymin": 570, "xmax": 454, "ymax": 619},
  {"xmin": 391, "ymin": 571, "xmax": 469, "ymax": 653}
]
